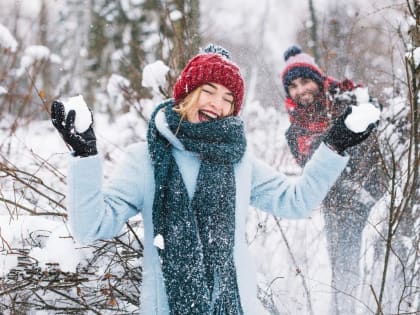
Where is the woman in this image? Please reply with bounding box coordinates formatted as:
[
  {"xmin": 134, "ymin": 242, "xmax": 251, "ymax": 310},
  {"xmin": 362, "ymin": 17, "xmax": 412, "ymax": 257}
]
[{"xmin": 51, "ymin": 45, "xmax": 374, "ymax": 315}]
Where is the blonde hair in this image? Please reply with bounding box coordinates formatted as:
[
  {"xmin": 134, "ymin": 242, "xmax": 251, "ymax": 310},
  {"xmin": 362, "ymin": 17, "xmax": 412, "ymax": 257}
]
[
  {"xmin": 173, "ymin": 87, "xmax": 203, "ymax": 120},
  {"xmin": 173, "ymin": 85, "xmax": 235, "ymax": 121}
]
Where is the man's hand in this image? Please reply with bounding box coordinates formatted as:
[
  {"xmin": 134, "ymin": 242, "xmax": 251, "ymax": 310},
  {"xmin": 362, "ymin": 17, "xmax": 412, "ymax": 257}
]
[
  {"xmin": 323, "ymin": 106, "xmax": 377, "ymax": 155},
  {"xmin": 51, "ymin": 101, "xmax": 98, "ymax": 157}
]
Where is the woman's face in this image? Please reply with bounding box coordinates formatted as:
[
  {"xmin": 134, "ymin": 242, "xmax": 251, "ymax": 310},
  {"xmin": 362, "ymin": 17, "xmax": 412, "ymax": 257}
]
[
  {"xmin": 288, "ymin": 77, "xmax": 321, "ymax": 107},
  {"xmin": 186, "ymin": 83, "xmax": 234, "ymax": 123}
]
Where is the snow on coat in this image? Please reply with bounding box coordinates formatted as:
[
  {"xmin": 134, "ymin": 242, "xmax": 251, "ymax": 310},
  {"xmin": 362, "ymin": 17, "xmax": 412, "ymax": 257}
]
[{"xmin": 66, "ymin": 107, "xmax": 349, "ymax": 315}]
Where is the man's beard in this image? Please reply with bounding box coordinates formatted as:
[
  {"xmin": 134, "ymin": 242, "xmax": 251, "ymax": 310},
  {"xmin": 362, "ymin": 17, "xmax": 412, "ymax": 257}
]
[{"xmin": 295, "ymin": 90, "xmax": 323, "ymax": 108}]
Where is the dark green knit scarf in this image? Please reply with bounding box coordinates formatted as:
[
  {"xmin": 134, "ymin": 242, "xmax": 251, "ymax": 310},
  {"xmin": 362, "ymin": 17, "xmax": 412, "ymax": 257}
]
[{"xmin": 147, "ymin": 100, "xmax": 246, "ymax": 315}]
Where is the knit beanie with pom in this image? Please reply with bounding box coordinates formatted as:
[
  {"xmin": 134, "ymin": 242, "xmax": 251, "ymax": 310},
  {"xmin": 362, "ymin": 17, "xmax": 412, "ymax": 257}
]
[
  {"xmin": 281, "ymin": 45, "xmax": 324, "ymax": 96},
  {"xmin": 173, "ymin": 44, "xmax": 244, "ymax": 116}
]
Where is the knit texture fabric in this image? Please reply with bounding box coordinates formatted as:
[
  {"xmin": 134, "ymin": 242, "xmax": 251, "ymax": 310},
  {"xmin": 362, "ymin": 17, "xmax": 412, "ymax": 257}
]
[
  {"xmin": 284, "ymin": 77, "xmax": 358, "ymax": 166},
  {"xmin": 281, "ymin": 45, "xmax": 324, "ymax": 95},
  {"xmin": 173, "ymin": 51, "xmax": 244, "ymax": 116},
  {"xmin": 147, "ymin": 100, "xmax": 246, "ymax": 315},
  {"xmin": 285, "ymin": 96, "xmax": 329, "ymax": 166}
]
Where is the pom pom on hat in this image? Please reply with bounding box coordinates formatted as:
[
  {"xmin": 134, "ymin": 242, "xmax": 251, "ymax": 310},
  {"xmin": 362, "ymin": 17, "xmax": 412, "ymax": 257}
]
[
  {"xmin": 281, "ymin": 45, "xmax": 324, "ymax": 95},
  {"xmin": 203, "ymin": 43, "xmax": 232, "ymax": 59},
  {"xmin": 173, "ymin": 44, "xmax": 244, "ymax": 116},
  {"xmin": 283, "ymin": 45, "xmax": 302, "ymax": 61}
]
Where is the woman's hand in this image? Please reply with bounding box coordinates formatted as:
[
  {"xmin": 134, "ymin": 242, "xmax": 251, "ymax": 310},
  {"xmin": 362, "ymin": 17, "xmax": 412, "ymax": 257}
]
[{"xmin": 51, "ymin": 101, "xmax": 98, "ymax": 157}]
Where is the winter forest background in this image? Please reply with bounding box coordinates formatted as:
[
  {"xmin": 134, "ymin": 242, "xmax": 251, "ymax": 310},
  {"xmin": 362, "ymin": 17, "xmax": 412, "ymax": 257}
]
[{"xmin": 0, "ymin": 0, "xmax": 418, "ymax": 314}]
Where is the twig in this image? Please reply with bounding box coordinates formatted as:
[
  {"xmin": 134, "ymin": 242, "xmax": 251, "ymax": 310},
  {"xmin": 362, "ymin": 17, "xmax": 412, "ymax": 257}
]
[
  {"xmin": 0, "ymin": 197, "xmax": 66, "ymax": 217},
  {"xmin": 370, "ymin": 285, "xmax": 384, "ymax": 315},
  {"xmin": 24, "ymin": 68, "xmax": 49, "ymax": 113},
  {"xmin": 274, "ymin": 218, "xmax": 314, "ymax": 315}
]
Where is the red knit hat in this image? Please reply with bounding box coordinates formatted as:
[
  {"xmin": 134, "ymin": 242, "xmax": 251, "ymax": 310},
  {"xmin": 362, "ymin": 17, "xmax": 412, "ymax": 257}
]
[
  {"xmin": 173, "ymin": 45, "xmax": 244, "ymax": 116},
  {"xmin": 281, "ymin": 45, "xmax": 324, "ymax": 96}
]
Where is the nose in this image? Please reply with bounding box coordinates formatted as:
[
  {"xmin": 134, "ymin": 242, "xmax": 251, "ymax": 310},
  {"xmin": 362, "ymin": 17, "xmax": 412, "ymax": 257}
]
[
  {"xmin": 295, "ymin": 84, "xmax": 305, "ymax": 95},
  {"xmin": 209, "ymin": 94, "xmax": 224, "ymax": 112}
]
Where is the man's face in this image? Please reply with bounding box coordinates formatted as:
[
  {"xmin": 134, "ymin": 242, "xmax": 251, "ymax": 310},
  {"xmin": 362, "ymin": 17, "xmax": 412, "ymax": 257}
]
[{"xmin": 288, "ymin": 77, "xmax": 321, "ymax": 107}]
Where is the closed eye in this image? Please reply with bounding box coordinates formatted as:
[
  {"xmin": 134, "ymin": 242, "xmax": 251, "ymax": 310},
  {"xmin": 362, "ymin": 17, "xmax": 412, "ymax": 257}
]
[{"xmin": 223, "ymin": 97, "xmax": 234, "ymax": 104}]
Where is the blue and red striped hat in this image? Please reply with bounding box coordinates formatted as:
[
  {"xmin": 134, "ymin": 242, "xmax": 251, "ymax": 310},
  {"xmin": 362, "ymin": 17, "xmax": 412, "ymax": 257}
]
[{"xmin": 281, "ymin": 45, "xmax": 324, "ymax": 96}]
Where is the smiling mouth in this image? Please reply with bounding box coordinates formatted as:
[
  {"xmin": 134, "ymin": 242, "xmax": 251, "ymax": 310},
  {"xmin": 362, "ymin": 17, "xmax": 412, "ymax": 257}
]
[
  {"xmin": 198, "ymin": 110, "xmax": 219, "ymax": 122},
  {"xmin": 297, "ymin": 93, "xmax": 314, "ymax": 105}
]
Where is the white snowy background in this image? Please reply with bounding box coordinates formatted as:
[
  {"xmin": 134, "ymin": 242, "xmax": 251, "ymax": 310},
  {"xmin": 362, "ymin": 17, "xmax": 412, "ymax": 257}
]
[{"xmin": 0, "ymin": 0, "xmax": 418, "ymax": 314}]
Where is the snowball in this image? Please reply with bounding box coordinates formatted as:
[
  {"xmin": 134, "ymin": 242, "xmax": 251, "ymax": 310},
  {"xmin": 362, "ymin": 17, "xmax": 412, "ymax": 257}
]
[
  {"xmin": 153, "ymin": 234, "xmax": 164, "ymax": 250},
  {"xmin": 61, "ymin": 95, "xmax": 92, "ymax": 133},
  {"xmin": 345, "ymin": 102, "xmax": 380, "ymax": 133},
  {"xmin": 353, "ymin": 87, "xmax": 370, "ymax": 103},
  {"xmin": 142, "ymin": 60, "xmax": 170, "ymax": 91}
]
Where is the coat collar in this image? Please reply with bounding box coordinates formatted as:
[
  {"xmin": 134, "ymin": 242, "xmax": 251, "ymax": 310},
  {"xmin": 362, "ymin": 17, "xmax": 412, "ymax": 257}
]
[{"xmin": 154, "ymin": 104, "xmax": 185, "ymax": 151}]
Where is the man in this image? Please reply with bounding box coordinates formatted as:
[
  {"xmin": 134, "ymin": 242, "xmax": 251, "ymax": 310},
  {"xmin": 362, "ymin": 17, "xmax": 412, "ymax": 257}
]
[{"xmin": 280, "ymin": 45, "xmax": 385, "ymax": 315}]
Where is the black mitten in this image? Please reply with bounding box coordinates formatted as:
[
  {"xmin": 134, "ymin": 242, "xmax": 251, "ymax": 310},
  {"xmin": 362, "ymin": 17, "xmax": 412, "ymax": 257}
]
[
  {"xmin": 51, "ymin": 101, "xmax": 98, "ymax": 157},
  {"xmin": 323, "ymin": 106, "xmax": 377, "ymax": 154}
]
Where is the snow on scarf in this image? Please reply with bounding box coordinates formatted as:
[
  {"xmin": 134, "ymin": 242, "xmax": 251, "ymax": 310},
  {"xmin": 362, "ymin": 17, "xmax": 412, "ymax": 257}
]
[
  {"xmin": 284, "ymin": 77, "xmax": 356, "ymax": 166},
  {"xmin": 147, "ymin": 100, "xmax": 246, "ymax": 315},
  {"xmin": 285, "ymin": 96, "xmax": 329, "ymax": 166}
]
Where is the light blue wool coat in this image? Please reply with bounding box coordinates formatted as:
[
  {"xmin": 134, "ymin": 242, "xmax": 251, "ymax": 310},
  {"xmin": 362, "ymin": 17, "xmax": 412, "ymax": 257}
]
[{"xmin": 67, "ymin": 108, "xmax": 349, "ymax": 315}]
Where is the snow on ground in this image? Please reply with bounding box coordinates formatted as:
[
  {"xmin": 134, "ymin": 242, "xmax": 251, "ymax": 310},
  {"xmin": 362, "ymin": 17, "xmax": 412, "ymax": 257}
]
[{"xmin": 0, "ymin": 215, "xmax": 89, "ymax": 273}]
